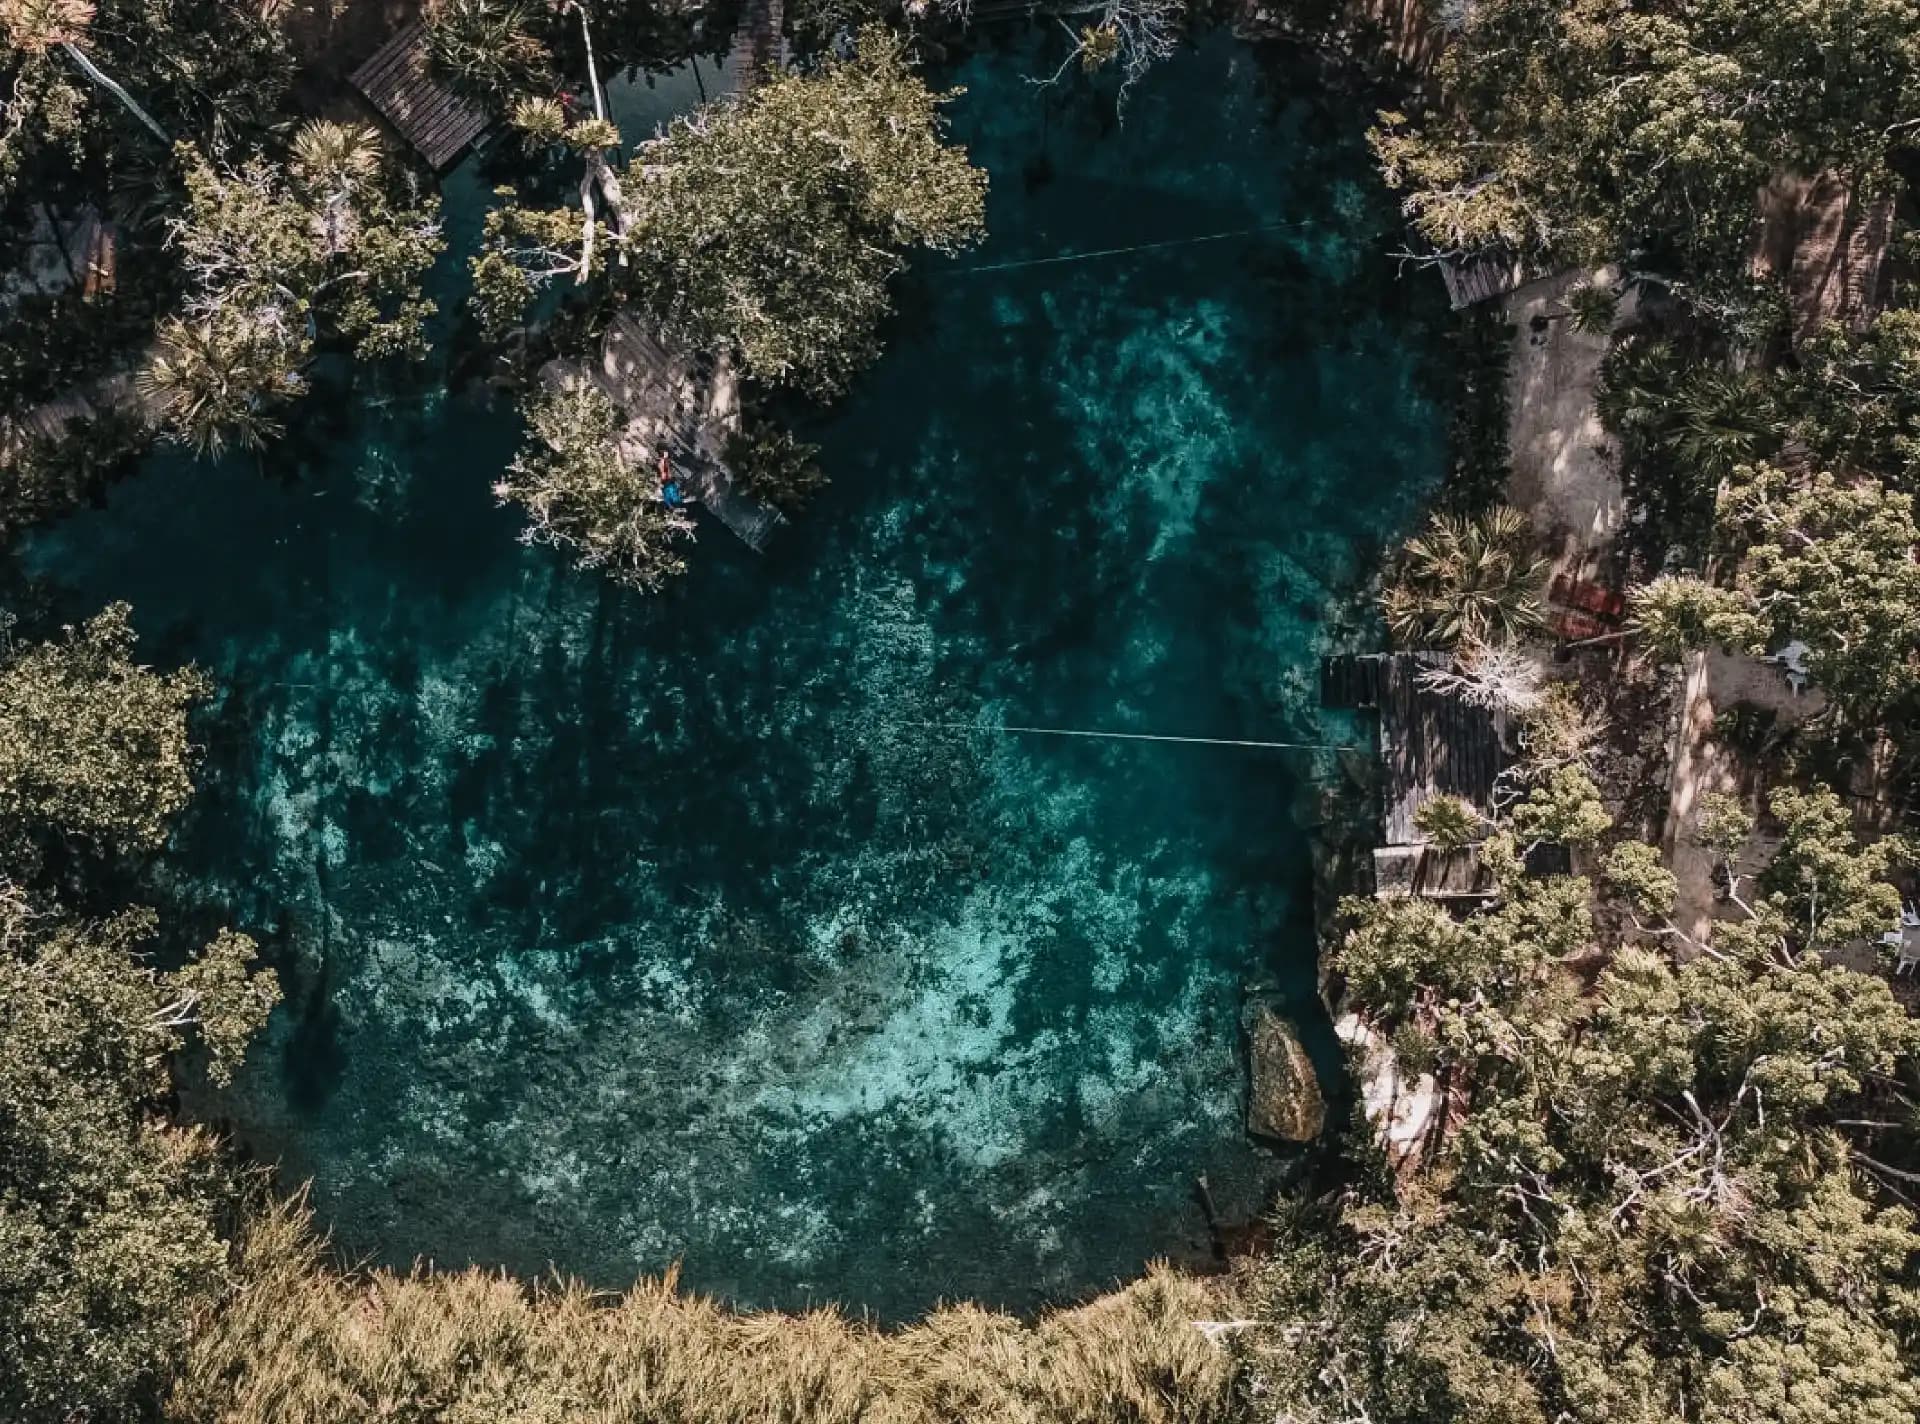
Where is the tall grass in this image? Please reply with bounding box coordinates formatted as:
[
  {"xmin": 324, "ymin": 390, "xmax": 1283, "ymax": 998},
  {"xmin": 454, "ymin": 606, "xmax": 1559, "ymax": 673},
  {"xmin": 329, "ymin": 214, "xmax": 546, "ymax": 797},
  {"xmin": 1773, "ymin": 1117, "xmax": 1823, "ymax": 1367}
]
[{"xmin": 168, "ymin": 1200, "xmax": 1239, "ymax": 1423}]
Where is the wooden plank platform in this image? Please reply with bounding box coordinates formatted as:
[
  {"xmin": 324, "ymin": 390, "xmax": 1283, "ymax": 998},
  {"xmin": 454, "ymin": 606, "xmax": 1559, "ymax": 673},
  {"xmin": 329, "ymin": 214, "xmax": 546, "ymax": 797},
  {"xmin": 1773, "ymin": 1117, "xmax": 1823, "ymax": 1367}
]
[
  {"xmin": 718, "ymin": 0, "xmax": 787, "ymax": 94},
  {"xmin": 6, "ymin": 370, "xmax": 146, "ymax": 447},
  {"xmin": 1438, "ymin": 248, "xmax": 1529, "ymax": 310},
  {"xmin": 1323, "ymin": 652, "xmax": 1516, "ymax": 845},
  {"xmin": 539, "ymin": 313, "xmax": 784, "ymax": 552},
  {"xmin": 349, "ymin": 21, "xmax": 491, "ymax": 171}
]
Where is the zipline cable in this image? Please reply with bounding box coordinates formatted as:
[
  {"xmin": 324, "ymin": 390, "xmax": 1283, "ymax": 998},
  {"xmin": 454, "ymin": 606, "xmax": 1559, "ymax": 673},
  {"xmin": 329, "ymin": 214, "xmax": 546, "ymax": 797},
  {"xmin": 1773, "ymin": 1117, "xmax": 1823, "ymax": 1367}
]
[
  {"xmin": 955, "ymin": 219, "xmax": 1325, "ymax": 275},
  {"xmin": 900, "ymin": 719, "xmax": 1358, "ymax": 751}
]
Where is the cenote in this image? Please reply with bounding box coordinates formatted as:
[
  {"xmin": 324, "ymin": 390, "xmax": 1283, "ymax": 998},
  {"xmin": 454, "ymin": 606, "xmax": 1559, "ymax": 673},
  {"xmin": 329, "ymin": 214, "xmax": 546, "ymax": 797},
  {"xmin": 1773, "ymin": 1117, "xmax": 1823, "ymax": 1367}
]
[{"xmin": 28, "ymin": 33, "xmax": 1450, "ymax": 1316}]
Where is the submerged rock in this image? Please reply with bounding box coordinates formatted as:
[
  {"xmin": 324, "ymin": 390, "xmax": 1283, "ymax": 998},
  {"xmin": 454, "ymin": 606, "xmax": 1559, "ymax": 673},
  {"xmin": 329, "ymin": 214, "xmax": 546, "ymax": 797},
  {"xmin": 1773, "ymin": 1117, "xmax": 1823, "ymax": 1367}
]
[{"xmin": 1244, "ymin": 1003, "xmax": 1325, "ymax": 1142}]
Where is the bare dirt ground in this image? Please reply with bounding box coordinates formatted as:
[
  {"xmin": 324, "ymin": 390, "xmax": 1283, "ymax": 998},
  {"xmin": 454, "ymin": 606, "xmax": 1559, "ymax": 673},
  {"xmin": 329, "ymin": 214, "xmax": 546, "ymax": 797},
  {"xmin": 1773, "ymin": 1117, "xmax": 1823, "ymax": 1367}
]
[
  {"xmin": 1661, "ymin": 650, "xmax": 1827, "ymax": 945},
  {"xmin": 1500, "ymin": 268, "xmax": 1636, "ymax": 583}
]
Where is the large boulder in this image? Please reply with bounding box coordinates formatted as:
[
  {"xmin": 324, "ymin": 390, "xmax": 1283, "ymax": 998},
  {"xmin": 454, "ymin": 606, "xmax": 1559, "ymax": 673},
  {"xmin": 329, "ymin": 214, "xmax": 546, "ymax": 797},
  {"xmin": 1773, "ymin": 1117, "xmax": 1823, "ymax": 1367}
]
[
  {"xmin": 1335, "ymin": 1010, "xmax": 1441, "ymax": 1174},
  {"xmin": 1244, "ymin": 1003, "xmax": 1326, "ymax": 1142}
]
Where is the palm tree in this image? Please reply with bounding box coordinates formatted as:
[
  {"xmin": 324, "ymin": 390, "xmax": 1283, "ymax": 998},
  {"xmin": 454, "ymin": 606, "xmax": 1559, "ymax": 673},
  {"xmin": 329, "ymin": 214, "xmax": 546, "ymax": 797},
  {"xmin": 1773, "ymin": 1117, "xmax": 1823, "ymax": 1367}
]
[
  {"xmin": 509, "ymin": 95, "xmax": 567, "ymax": 149},
  {"xmin": 421, "ymin": 0, "xmax": 554, "ymax": 103},
  {"xmin": 139, "ymin": 314, "xmax": 304, "ymax": 459},
  {"xmin": 1561, "ymin": 279, "xmax": 1618, "ymax": 336},
  {"xmin": 1382, "ymin": 506, "xmax": 1549, "ymax": 649},
  {"xmin": 288, "ymin": 121, "xmax": 386, "ymax": 257},
  {"xmin": 289, "ymin": 121, "xmax": 383, "ymax": 196},
  {"xmin": 1670, "ymin": 368, "xmax": 1778, "ymax": 482}
]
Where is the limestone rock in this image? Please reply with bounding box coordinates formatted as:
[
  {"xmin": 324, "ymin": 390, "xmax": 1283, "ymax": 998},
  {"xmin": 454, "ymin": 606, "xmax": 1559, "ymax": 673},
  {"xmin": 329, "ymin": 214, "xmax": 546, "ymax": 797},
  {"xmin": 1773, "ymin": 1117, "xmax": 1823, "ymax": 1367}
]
[
  {"xmin": 1335, "ymin": 1010, "xmax": 1440, "ymax": 1174},
  {"xmin": 1244, "ymin": 1003, "xmax": 1326, "ymax": 1142}
]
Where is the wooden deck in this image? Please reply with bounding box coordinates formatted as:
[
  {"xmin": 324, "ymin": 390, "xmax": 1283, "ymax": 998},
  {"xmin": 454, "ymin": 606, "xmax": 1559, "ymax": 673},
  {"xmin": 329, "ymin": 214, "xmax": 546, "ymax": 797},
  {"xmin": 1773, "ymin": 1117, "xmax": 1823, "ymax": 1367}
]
[
  {"xmin": 540, "ymin": 313, "xmax": 784, "ymax": 552},
  {"xmin": 1323, "ymin": 652, "xmax": 1517, "ymax": 845},
  {"xmin": 1438, "ymin": 249, "xmax": 1530, "ymax": 309},
  {"xmin": 5, "ymin": 370, "xmax": 146, "ymax": 447},
  {"xmin": 718, "ymin": 0, "xmax": 787, "ymax": 93},
  {"xmin": 349, "ymin": 22, "xmax": 490, "ymax": 171}
]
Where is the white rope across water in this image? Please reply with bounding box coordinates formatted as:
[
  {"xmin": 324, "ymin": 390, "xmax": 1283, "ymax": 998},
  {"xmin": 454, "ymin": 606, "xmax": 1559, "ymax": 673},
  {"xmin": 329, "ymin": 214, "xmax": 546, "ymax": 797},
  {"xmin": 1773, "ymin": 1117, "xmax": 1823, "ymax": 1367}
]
[
  {"xmin": 901, "ymin": 720, "xmax": 1358, "ymax": 751},
  {"xmin": 955, "ymin": 220, "xmax": 1324, "ymax": 275}
]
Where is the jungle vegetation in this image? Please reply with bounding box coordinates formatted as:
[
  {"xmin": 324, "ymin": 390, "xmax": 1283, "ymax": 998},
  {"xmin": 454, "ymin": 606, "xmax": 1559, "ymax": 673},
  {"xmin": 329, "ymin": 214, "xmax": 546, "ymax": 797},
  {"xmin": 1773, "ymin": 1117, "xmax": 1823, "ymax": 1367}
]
[{"xmin": 3, "ymin": 0, "xmax": 1920, "ymax": 1421}]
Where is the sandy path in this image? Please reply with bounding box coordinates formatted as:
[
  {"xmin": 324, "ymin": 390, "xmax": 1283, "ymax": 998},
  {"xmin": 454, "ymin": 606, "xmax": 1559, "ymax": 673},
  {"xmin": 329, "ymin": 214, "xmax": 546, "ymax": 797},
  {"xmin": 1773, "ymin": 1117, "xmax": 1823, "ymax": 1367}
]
[{"xmin": 1501, "ymin": 269, "xmax": 1634, "ymax": 580}]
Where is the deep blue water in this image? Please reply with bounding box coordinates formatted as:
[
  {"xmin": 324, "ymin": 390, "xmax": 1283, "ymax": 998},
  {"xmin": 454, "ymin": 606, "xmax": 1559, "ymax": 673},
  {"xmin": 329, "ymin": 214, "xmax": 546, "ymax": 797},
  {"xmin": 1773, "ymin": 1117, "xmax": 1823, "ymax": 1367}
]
[{"xmin": 28, "ymin": 35, "xmax": 1448, "ymax": 1315}]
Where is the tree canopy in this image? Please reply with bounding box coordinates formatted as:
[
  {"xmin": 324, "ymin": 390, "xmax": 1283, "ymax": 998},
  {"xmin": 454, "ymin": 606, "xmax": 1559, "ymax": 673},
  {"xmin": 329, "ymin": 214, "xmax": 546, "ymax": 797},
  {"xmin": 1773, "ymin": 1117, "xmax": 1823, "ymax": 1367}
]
[
  {"xmin": 1373, "ymin": 0, "xmax": 1920, "ymax": 275},
  {"xmin": 1629, "ymin": 464, "xmax": 1920, "ymax": 713},
  {"xmin": 474, "ymin": 27, "xmax": 987, "ymax": 395},
  {"xmin": 0, "ymin": 603, "xmax": 276, "ymax": 1424},
  {"xmin": 497, "ymin": 381, "xmax": 696, "ymax": 591},
  {"xmin": 0, "ymin": 603, "xmax": 209, "ymax": 871},
  {"xmin": 1246, "ymin": 788, "xmax": 1920, "ymax": 1424},
  {"xmin": 141, "ymin": 127, "xmax": 443, "ymax": 455},
  {"xmin": 624, "ymin": 28, "xmax": 986, "ymax": 393}
]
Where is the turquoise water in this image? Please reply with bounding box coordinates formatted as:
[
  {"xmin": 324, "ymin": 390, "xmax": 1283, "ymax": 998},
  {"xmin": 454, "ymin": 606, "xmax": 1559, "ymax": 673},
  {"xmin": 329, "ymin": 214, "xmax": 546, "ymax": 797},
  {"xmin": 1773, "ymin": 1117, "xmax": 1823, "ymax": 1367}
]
[{"xmin": 28, "ymin": 36, "xmax": 1448, "ymax": 1314}]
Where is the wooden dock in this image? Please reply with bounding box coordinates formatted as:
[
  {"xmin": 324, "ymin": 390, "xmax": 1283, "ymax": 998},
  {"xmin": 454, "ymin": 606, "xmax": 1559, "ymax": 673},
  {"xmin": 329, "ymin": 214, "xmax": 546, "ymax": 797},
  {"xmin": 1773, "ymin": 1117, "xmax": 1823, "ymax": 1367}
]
[
  {"xmin": 1322, "ymin": 652, "xmax": 1516, "ymax": 845},
  {"xmin": 1438, "ymin": 249, "xmax": 1530, "ymax": 310},
  {"xmin": 5, "ymin": 370, "xmax": 146, "ymax": 447},
  {"xmin": 540, "ymin": 313, "xmax": 784, "ymax": 552},
  {"xmin": 718, "ymin": 0, "xmax": 787, "ymax": 93},
  {"xmin": 349, "ymin": 22, "xmax": 491, "ymax": 171}
]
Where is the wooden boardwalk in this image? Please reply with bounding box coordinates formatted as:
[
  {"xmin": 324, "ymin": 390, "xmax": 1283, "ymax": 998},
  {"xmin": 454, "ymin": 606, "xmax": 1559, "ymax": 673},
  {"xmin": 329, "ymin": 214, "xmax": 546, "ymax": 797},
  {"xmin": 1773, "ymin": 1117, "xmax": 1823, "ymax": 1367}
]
[
  {"xmin": 1438, "ymin": 249, "xmax": 1530, "ymax": 309},
  {"xmin": 349, "ymin": 22, "xmax": 490, "ymax": 171},
  {"xmin": 1322, "ymin": 652, "xmax": 1516, "ymax": 845},
  {"xmin": 5, "ymin": 370, "xmax": 146, "ymax": 448},
  {"xmin": 718, "ymin": 0, "xmax": 787, "ymax": 93},
  {"xmin": 540, "ymin": 313, "xmax": 784, "ymax": 552}
]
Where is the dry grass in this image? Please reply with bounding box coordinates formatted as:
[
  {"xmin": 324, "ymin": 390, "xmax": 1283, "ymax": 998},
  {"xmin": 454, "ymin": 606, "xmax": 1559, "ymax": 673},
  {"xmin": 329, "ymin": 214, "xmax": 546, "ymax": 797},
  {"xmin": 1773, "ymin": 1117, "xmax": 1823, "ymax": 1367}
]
[{"xmin": 169, "ymin": 1201, "xmax": 1239, "ymax": 1423}]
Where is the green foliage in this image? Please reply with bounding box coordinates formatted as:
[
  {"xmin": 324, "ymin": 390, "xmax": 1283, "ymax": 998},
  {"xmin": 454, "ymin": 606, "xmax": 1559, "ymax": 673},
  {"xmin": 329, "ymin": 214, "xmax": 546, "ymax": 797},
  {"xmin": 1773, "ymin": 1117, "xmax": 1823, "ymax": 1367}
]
[
  {"xmin": 1382, "ymin": 506, "xmax": 1548, "ymax": 649},
  {"xmin": 1597, "ymin": 340, "xmax": 1783, "ymax": 537},
  {"xmin": 1754, "ymin": 786, "xmax": 1903, "ymax": 955},
  {"xmin": 1601, "ymin": 840, "xmax": 1676, "ymax": 921},
  {"xmin": 725, "ymin": 420, "xmax": 828, "ymax": 515},
  {"xmin": 1249, "ymin": 815, "xmax": 1920, "ymax": 1424},
  {"xmin": 0, "ymin": 409, "xmax": 145, "ymax": 536},
  {"xmin": 1414, "ymin": 793, "xmax": 1481, "ymax": 850},
  {"xmin": 1371, "ymin": 0, "xmax": 1920, "ymax": 277},
  {"xmin": 1510, "ymin": 767, "xmax": 1609, "ymax": 849},
  {"xmin": 0, "ymin": 602, "xmax": 209, "ymax": 868},
  {"xmin": 566, "ymin": 116, "xmax": 620, "ymax": 153},
  {"xmin": 140, "ymin": 310, "xmax": 307, "ymax": 457},
  {"xmin": 1779, "ymin": 310, "xmax": 1920, "ymax": 489},
  {"xmin": 1561, "ymin": 280, "xmax": 1617, "ymax": 337},
  {"xmin": 498, "ymin": 382, "xmax": 695, "ymax": 592},
  {"xmin": 142, "ymin": 131, "xmax": 443, "ymax": 454},
  {"xmin": 1628, "ymin": 574, "xmax": 1764, "ymax": 660},
  {"xmin": 422, "ymin": 0, "xmax": 554, "ymax": 104},
  {"xmin": 164, "ymin": 926, "xmax": 280, "ymax": 1085},
  {"xmin": 509, "ymin": 93, "xmax": 567, "ymax": 148},
  {"xmin": 0, "ymin": 887, "xmax": 278, "ymax": 1424},
  {"xmin": 620, "ymin": 27, "xmax": 987, "ymax": 395},
  {"xmin": 0, "ymin": 0, "xmax": 291, "ymax": 206},
  {"xmin": 1692, "ymin": 791, "xmax": 1757, "ymax": 888},
  {"xmin": 1627, "ymin": 462, "xmax": 1920, "ymax": 708},
  {"xmin": 1438, "ymin": 306, "xmax": 1513, "ymax": 512},
  {"xmin": 470, "ymin": 198, "xmax": 585, "ymax": 340},
  {"xmin": 1334, "ymin": 850, "xmax": 1592, "ymax": 1028},
  {"xmin": 1717, "ymin": 464, "xmax": 1920, "ymax": 712}
]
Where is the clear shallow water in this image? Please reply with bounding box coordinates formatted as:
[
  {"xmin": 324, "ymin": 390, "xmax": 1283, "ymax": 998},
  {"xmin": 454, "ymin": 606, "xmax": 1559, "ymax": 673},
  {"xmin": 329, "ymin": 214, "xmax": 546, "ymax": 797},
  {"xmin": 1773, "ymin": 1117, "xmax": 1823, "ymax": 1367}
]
[{"xmin": 28, "ymin": 36, "xmax": 1448, "ymax": 1315}]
